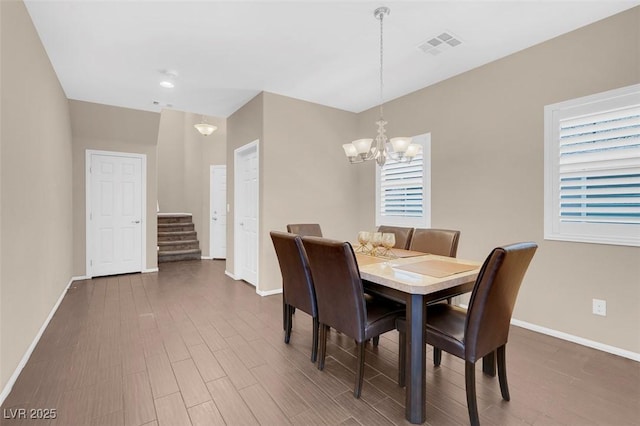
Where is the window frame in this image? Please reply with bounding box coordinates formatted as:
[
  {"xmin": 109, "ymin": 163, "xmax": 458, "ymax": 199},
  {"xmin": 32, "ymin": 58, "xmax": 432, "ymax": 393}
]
[
  {"xmin": 375, "ymin": 133, "xmax": 431, "ymax": 228},
  {"xmin": 544, "ymin": 84, "xmax": 640, "ymax": 247}
]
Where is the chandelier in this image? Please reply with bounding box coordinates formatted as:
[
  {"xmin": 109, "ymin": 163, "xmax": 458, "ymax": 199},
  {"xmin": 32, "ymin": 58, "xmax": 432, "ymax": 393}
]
[
  {"xmin": 194, "ymin": 115, "xmax": 217, "ymax": 136},
  {"xmin": 342, "ymin": 7, "xmax": 421, "ymax": 167}
]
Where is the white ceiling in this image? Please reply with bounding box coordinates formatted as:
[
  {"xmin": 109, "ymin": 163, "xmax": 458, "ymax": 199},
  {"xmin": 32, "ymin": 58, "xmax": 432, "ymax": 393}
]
[{"xmin": 24, "ymin": 1, "xmax": 639, "ymax": 118}]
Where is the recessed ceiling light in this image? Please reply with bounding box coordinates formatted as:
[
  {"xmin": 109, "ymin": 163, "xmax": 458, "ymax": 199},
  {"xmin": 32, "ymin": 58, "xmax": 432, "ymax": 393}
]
[{"xmin": 159, "ymin": 71, "xmax": 177, "ymax": 89}]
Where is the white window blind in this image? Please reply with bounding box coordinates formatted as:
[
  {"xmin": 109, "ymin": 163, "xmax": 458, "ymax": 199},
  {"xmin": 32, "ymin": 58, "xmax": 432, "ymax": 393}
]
[
  {"xmin": 376, "ymin": 133, "xmax": 430, "ymax": 228},
  {"xmin": 545, "ymin": 84, "xmax": 640, "ymax": 246}
]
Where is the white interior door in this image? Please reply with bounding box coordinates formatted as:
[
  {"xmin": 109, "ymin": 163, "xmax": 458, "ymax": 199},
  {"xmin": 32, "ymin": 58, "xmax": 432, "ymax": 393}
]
[
  {"xmin": 234, "ymin": 142, "xmax": 259, "ymax": 286},
  {"xmin": 210, "ymin": 165, "xmax": 227, "ymax": 259},
  {"xmin": 88, "ymin": 151, "xmax": 144, "ymax": 277}
]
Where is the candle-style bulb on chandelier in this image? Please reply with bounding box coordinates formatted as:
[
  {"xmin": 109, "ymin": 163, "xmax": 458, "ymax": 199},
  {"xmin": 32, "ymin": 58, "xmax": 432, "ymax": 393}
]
[{"xmin": 343, "ymin": 6, "xmax": 421, "ymax": 166}]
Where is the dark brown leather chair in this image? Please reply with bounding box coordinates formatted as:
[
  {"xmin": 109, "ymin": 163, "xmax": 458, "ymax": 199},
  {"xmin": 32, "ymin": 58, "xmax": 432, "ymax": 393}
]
[
  {"xmin": 410, "ymin": 228, "xmax": 462, "ymax": 309},
  {"xmin": 301, "ymin": 236, "xmax": 406, "ymax": 398},
  {"xmin": 286, "ymin": 223, "xmax": 323, "ymax": 237},
  {"xmin": 377, "ymin": 225, "xmax": 414, "ymax": 250},
  {"xmin": 270, "ymin": 231, "xmax": 319, "ymax": 362},
  {"xmin": 409, "ymin": 228, "xmax": 460, "ymax": 256},
  {"xmin": 400, "ymin": 242, "xmax": 537, "ymax": 426}
]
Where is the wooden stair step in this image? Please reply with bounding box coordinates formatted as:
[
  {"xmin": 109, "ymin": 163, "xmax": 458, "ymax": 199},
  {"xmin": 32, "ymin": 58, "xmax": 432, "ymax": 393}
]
[
  {"xmin": 158, "ymin": 213, "xmax": 193, "ymax": 224},
  {"xmin": 158, "ymin": 231, "xmax": 197, "ymax": 242},
  {"xmin": 158, "ymin": 240, "xmax": 200, "ymax": 250},
  {"xmin": 158, "ymin": 249, "xmax": 202, "ymax": 263},
  {"xmin": 158, "ymin": 223, "xmax": 195, "ymax": 232}
]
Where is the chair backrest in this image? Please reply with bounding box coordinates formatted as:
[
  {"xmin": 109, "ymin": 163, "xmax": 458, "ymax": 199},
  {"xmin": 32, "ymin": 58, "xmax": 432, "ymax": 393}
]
[
  {"xmin": 270, "ymin": 231, "xmax": 317, "ymax": 317},
  {"xmin": 301, "ymin": 236, "xmax": 366, "ymax": 341},
  {"xmin": 377, "ymin": 226, "xmax": 414, "ymax": 250},
  {"xmin": 409, "ymin": 228, "xmax": 460, "ymax": 257},
  {"xmin": 287, "ymin": 223, "xmax": 323, "ymax": 237},
  {"xmin": 464, "ymin": 242, "xmax": 537, "ymax": 362}
]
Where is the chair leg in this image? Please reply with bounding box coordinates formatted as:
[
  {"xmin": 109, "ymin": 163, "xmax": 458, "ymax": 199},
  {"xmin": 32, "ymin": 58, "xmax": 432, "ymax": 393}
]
[
  {"xmin": 354, "ymin": 342, "xmax": 366, "ymax": 398},
  {"xmin": 497, "ymin": 345, "xmax": 510, "ymax": 401},
  {"xmin": 372, "ymin": 336, "xmax": 380, "ymax": 347},
  {"xmin": 465, "ymin": 361, "xmax": 480, "ymax": 426},
  {"xmin": 284, "ymin": 304, "xmax": 292, "ymax": 344},
  {"xmin": 311, "ymin": 317, "xmax": 319, "ymax": 363},
  {"xmin": 282, "ymin": 299, "xmax": 287, "ymax": 331},
  {"xmin": 482, "ymin": 350, "xmax": 496, "ymax": 377},
  {"xmin": 398, "ymin": 329, "xmax": 406, "ymax": 387},
  {"xmin": 433, "ymin": 347, "xmax": 442, "ymax": 366},
  {"xmin": 317, "ymin": 324, "xmax": 328, "ymax": 370}
]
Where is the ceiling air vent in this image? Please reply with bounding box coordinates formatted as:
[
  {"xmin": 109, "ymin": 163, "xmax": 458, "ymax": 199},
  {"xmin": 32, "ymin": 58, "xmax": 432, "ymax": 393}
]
[{"xmin": 418, "ymin": 31, "xmax": 462, "ymax": 56}]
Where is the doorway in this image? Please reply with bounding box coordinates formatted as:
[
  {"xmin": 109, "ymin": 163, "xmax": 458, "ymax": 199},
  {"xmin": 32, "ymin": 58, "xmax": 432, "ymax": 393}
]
[
  {"xmin": 234, "ymin": 141, "xmax": 259, "ymax": 286},
  {"xmin": 210, "ymin": 165, "xmax": 227, "ymax": 259},
  {"xmin": 86, "ymin": 150, "xmax": 146, "ymax": 277}
]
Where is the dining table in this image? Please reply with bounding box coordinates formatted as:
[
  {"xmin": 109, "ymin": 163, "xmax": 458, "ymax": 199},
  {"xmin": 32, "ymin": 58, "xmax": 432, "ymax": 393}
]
[{"xmin": 355, "ymin": 247, "xmax": 482, "ymax": 424}]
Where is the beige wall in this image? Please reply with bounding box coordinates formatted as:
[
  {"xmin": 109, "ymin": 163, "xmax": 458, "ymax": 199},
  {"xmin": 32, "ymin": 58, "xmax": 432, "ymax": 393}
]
[
  {"xmin": 0, "ymin": 0, "xmax": 73, "ymax": 388},
  {"xmin": 184, "ymin": 112, "xmax": 226, "ymax": 258},
  {"xmin": 226, "ymin": 93, "xmax": 264, "ymax": 280},
  {"xmin": 157, "ymin": 110, "xmax": 226, "ymax": 257},
  {"xmin": 260, "ymin": 93, "xmax": 359, "ymax": 292},
  {"xmin": 69, "ymin": 100, "xmax": 160, "ymax": 276},
  {"xmin": 157, "ymin": 110, "xmax": 186, "ymax": 212},
  {"xmin": 226, "ymin": 92, "xmax": 359, "ymax": 293},
  {"xmin": 357, "ymin": 8, "xmax": 640, "ymax": 353}
]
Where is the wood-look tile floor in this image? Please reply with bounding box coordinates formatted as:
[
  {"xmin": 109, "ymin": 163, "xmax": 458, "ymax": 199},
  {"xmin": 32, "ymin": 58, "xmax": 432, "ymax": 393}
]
[{"xmin": 2, "ymin": 260, "xmax": 638, "ymax": 425}]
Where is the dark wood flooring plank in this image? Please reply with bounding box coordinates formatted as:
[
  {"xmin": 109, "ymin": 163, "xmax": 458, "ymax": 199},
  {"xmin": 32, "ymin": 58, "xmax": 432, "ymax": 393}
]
[
  {"xmin": 154, "ymin": 392, "xmax": 191, "ymax": 426},
  {"xmin": 250, "ymin": 364, "xmax": 310, "ymax": 418},
  {"xmin": 239, "ymin": 383, "xmax": 292, "ymax": 425},
  {"xmin": 225, "ymin": 334, "xmax": 266, "ymax": 369},
  {"xmin": 333, "ymin": 391, "xmax": 394, "ymax": 426},
  {"xmin": 123, "ymin": 371, "xmax": 156, "ymax": 426},
  {"xmin": 171, "ymin": 358, "xmax": 211, "ymax": 408},
  {"xmin": 206, "ymin": 377, "xmax": 259, "ymax": 426},
  {"xmin": 213, "ymin": 348, "xmax": 257, "ymax": 390},
  {"xmin": 146, "ymin": 352, "xmax": 179, "ymax": 399},
  {"xmin": 187, "ymin": 344, "xmax": 226, "ymax": 383},
  {"xmin": 161, "ymin": 330, "xmax": 190, "ymax": 364},
  {"xmin": 187, "ymin": 401, "xmax": 225, "ymax": 426}
]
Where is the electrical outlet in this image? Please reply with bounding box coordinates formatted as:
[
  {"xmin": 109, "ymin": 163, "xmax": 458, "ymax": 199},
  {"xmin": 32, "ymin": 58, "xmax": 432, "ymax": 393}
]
[{"xmin": 592, "ymin": 299, "xmax": 606, "ymax": 316}]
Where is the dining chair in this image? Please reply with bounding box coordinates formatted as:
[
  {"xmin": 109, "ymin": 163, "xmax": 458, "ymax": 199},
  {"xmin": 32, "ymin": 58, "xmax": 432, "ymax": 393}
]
[
  {"xmin": 270, "ymin": 231, "xmax": 319, "ymax": 362},
  {"xmin": 286, "ymin": 223, "xmax": 323, "ymax": 237},
  {"xmin": 301, "ymin": 236, "xmax": 406, "ymax": 398},
  {"xmin": 409, "ymin": 228, "xmax": 460, "ymax": 256},
  {"xmin": 398, "ymin": 242, "xmax": 537, "ymax": 426},
  {"xmin": 376, "ymin": 225, "xmax": 414, "ymax": 249}
]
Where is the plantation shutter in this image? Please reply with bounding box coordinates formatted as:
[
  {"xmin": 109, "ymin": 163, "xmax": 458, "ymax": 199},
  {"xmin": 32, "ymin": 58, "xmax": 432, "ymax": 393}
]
[
  {"xmin": 379, "ymin": 152, "xmax": 424, "ymax": 218},
  {"xmin": 558, "ymin": 105, "xmax": 640, "ymax": 224}
]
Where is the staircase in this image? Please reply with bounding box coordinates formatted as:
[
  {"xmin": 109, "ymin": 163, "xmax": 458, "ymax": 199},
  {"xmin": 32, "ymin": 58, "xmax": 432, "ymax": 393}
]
[{"xmin": 157, "ymin": 213, "xmax": 202, "ymax": 263}]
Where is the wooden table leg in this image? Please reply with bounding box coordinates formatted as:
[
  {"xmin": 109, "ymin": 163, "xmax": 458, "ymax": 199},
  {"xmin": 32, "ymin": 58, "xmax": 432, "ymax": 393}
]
[{"xmin": 405, "ymin": 294, "xmax": 427, "ymax": 424}]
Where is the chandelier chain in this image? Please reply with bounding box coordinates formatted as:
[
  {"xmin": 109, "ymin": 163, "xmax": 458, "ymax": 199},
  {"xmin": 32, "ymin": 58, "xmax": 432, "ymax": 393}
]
[{"xmin": 379, "ymin": 9, "xmax": 384, "ymax": 120}]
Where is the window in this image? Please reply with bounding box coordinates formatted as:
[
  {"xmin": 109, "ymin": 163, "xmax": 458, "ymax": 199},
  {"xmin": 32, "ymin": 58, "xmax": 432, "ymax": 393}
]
[
  {"xmin": 544, "ymin": 84, "xmax": 640, "ymax": 247},
  {"xmin": 376, "ymin": 133, "xmax": 431, "ymax": 228}
]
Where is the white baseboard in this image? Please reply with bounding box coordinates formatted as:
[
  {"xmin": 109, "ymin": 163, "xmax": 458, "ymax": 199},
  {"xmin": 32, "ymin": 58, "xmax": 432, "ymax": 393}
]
[
  {"xmin": 225, "ymin": 270, "xmax": 238, "ymax": 280},
  {"xmin": 71, "ymin": 275, "xmax": 90, "ymax": 281},
  {"xmin": 142, "ymin": 268, "xmax": 159, "ymax": 273},
  {"xmin": 457, "ymin": 303, "xmax": 639, "ymax": 362},
  {"xmin": 510, "ymin": 318, "xmax": 640, "ymax": 362},
  {"xmin": 257, "ymin": 288, "xmax": 283, "ymax": 297},
  {"xmin": 201, "ymin": 256, "xmax": 213, "ymax": 260},
  {"xmin": 0, "ymin": 276, "xmax": 75, "ymax": 405}
]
